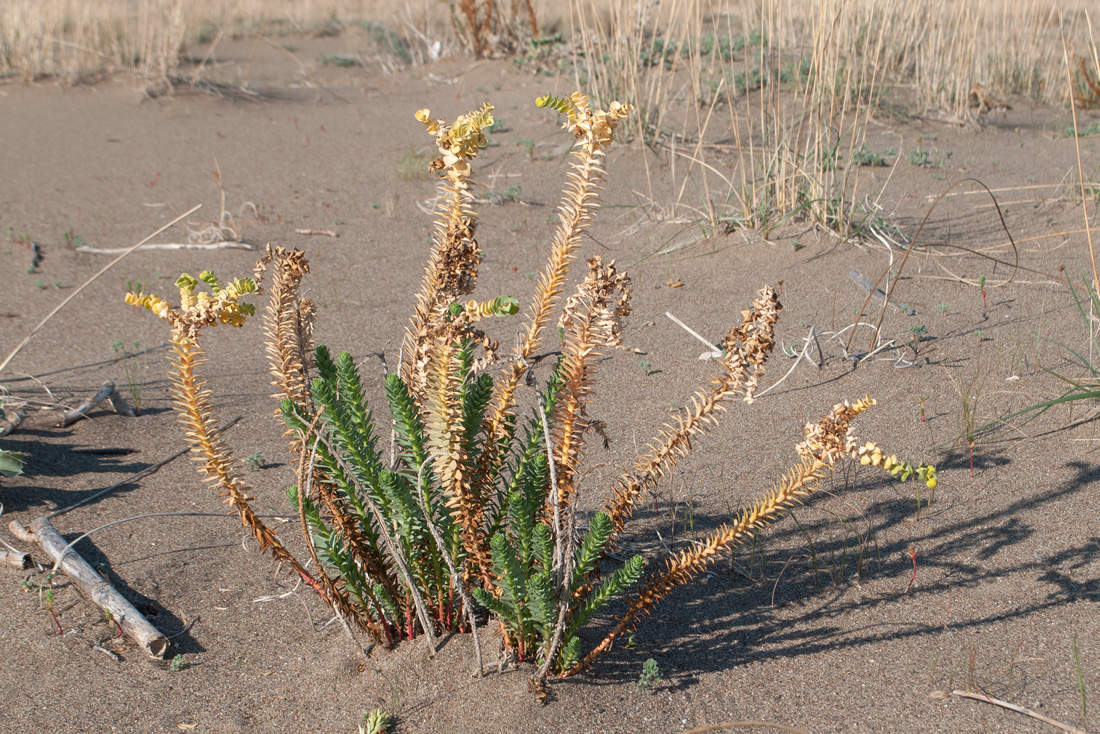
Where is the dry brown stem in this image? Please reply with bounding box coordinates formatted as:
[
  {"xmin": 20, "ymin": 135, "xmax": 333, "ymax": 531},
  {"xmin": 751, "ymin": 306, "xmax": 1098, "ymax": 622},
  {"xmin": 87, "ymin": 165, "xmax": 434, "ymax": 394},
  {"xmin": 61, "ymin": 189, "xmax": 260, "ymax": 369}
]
[
  {"xmin": 567, "ymin": 394, "xmax": 870, "ymax": 677},
  {"xmin": 605, "ymin": 286, "xmax": 781, "ymax": 537}
]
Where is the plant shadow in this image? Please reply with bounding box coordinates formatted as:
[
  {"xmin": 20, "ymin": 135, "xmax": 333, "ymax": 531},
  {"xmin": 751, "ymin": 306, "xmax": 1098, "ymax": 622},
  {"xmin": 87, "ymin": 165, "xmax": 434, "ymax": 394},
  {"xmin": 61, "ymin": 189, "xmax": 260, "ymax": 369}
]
[{"xmin": 565, "ymin": 458, "xmax": 1100, "ymax": 687}]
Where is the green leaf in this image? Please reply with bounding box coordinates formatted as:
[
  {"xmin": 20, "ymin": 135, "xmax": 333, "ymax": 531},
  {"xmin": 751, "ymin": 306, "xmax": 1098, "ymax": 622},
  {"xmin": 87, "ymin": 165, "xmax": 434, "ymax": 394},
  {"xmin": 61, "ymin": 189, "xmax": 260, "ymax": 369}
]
[
  {"xmin": 461, "ymin": 371, "xmax": 494, "ymax": 459},
  {"xmin": 532, "ymin": 523, "xmax": 553, "ymax": 571},
  {"xmin": 526, "ymin": 569, "xmax": 557, "ymax": 643},
  {"xmin": 557, "ymin": 635, "xmax": 581, "ymax": 670},
  {"xmin": 565, "ymin": 554, "xmax": 645, "ymax": 640},
  {"xmin": 570, "ymin": 512, "xmax": 612, "ymax": 596},
  {"xmin": 385, "ymin": 373, "xmax": 428, "ymax": 477},
  {"xmin": 487, "ymin": 533, "xmax": 530, "ymax": 640},
  {"xmin": 0, "ymin": 449, "xmax": 24, "ymax": 477}
]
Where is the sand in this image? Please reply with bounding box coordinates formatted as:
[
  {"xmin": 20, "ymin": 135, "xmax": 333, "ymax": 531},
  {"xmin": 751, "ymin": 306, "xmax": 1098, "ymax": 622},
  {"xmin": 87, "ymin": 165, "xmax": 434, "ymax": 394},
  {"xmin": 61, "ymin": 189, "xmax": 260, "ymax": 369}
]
[{"xmin": 0, "ymin": 36, "xmax": 1098, "ymax": 734}]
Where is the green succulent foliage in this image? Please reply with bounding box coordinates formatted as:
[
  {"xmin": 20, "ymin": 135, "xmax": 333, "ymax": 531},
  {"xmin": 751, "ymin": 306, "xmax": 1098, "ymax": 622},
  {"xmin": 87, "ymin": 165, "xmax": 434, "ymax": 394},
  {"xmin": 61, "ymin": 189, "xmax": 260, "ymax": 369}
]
[
  {"xmin": 473, "ymin": 508, "xmax": 644, "ymax": 671},
  {"xmin": 282, "ymin": 338, "xmax": 643, "ymax": 669},
  {"xmin": 281, "ymin": 347, "xmax": 458, "ymax": 640},
  {"xmin": 0, "ymin": 448, "xmax": 23, "ymax": 478}
]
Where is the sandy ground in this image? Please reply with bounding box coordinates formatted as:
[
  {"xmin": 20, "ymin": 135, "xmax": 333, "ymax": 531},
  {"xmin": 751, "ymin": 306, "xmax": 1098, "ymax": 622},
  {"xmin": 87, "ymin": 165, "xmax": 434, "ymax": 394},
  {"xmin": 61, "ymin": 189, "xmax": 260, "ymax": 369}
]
[{"xmin": 1, "ymin": 35, "xmax": 1099, "ymax": 734}]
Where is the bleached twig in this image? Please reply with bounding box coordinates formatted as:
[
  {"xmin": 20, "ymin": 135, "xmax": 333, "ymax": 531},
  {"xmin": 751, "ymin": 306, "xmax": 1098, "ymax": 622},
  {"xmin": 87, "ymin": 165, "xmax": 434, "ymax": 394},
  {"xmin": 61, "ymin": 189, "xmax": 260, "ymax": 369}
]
[
  {"xmin": 756, "ymin": 327, "xmax": 816, "ymax": 398},
  {"xmin": 60, "ymin": 381, "xmax": 125, "ymax": 427},
  {"xmin": 75, "ymin": 241, "xmax": 250, "ymax": 254},
  {"xmin": 949, "ymin": 690, "xmax": 1086, "ymax": 734},
  {"xmin": 665, "ymin": 311, "xmax": 722, "ymax": 359}
]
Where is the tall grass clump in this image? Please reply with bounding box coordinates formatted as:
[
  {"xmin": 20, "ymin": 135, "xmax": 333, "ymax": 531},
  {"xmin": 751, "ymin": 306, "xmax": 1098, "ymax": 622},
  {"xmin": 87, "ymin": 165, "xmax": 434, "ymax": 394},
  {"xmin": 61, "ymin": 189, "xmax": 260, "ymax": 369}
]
[
  {"xmin": 0, "ymin": 0, "xmax": 189, "ymax": 83},
  {"xmin": 128, "ymin": 92, "xmax": 934, "ymax": 678},
  {"xmin": 566, "ymin": 0, "xmax": 1099, "ymax": 240}
]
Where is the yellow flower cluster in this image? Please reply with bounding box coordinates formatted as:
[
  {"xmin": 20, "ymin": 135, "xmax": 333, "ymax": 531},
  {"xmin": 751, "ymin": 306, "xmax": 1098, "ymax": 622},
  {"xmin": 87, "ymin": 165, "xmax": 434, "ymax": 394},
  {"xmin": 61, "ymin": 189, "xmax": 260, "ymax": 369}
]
[
  {"xmin": 125, "ymin": 270, "xmax": 257, "ymax": 333},
  {"xmin": 415, "ymin": 102, "xmax": 494, "ymax": 183},
  {"xmin": 536, "ymin": 92, "xmax": 633, "ymax": 153},
  {"xmin": 857, "ymin": 442, "xmax": 938, "ymax": 489},
  {"xmin": 175, "ymin": 272, "xmax": 257, "ymax": 327},
  {"xmin": 124, "ymin": 291, "xmax": 172, "ymax": 318}
]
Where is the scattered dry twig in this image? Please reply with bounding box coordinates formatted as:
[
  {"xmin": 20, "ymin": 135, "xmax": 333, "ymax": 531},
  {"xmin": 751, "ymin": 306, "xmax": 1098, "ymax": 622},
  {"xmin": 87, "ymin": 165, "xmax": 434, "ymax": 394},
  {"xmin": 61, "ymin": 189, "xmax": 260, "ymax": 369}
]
[
  {"xmin": 682, "ymin": 722, "xmax": 810, "ymax": 734},
  {"xmin": 0, "ymin": 409, "xmax": 25, "ymax": 436},
  {"xmin": 8, "ymin": 517, "xmax": 168, "ymax": 657},
  {"xmin": 59, "ymin": 381, "xmax": 134, "ymax": 427},
  {"xmin": 0, "ymin": 205, "xmax": 201, "ymax": 376},
  {"xmin": 294, "ymin": 229, "xmax": 338, "ymax": 238},
  {"xmin": 949, "ymin": 690, "xmax": 1086, "ymax": 734},
  {"xmin": 75, "ymin": 241, "xmax": 250, "ymax": 254},
  {"xmin": 665, "ymin": 311, "xmax": 722, "ymax": 359}
]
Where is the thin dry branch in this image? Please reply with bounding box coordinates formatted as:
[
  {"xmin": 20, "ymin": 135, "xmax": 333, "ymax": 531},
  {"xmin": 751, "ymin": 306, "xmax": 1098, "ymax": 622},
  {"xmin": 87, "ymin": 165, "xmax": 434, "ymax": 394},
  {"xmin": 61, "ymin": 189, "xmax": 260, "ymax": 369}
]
[
  {"xmin": 0, "ymin": 204, "xmax": 201, "ymax": 375},
  {"xmin": 950, "ymin": 690, "xmax": 1086, "ymax": 734},
  {"xmin": 9, "ymin": 517, "xmax": 168, "ymax": 657},
  {"xmin": 74, "ymin": 241, "xmax": 250, "ymax": 254},
  {"xmin": 60, "ymin": 380, "xmax": 133, "ymax": 426}
]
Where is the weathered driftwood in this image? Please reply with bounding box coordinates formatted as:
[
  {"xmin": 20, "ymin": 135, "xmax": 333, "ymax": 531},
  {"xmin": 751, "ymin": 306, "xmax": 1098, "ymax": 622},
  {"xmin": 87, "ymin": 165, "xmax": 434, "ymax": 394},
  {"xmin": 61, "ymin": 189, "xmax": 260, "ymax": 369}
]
[
  {"xmin": 107, "ymin": 387, "xmax": 136, "ymax": 418},
  {"xmin": 9, "ymin": 517, "xmax": 168, "ymax": 657},
  {"xmin": 75, "ymin": 241, "xmax": 250, "ymax": 254},
  {"xmin": 0, "ymin": 409, "xmax": 25, "ymax": 436},
  {"xmin": 1, "ymin": 550, "xmax": 32, "ymax": 569},
  {"xmin": 60, "ymin": 380, "xmax": 135, "ymax": 426}
]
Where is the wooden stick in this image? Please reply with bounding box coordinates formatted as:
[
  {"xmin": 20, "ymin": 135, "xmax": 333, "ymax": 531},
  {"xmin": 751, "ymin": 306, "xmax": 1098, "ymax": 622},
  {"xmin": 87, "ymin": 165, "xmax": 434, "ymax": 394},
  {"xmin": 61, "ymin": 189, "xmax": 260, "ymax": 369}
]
[
  {"xmin": 107, "ymin": 387, "xmax": 136, "ymax": 418},
  {"xmin": 74, "ymin": 241, "xmax": 249, "ymax": 254},
  {"xmin": 0, "ymin": 205, "xmax": 201, "ymax": 376},
  {"xmin": 950, "ymin": 690, "xmax": 1086, "ymax": 734},
  {"xmin": 9, "ymin": 517, "xmax": 168, "ymax": 657},
  {"xmin": 0, "ymin": 409, "xmax": 25, "ymax": 436},
  {"xmin": 1, "ymin": 550, "xmax": 32, "ymax": 569},
  {"xmin": 682, "ymin": 723, "xmax": 809, "ymax": 734},
  {"xmin": 60, "ymin": 381, "xmax": 116, "ymax": 427},
  {"xmin": 665, "ymin": 311, "xmax": 722, "ymax": 359}
]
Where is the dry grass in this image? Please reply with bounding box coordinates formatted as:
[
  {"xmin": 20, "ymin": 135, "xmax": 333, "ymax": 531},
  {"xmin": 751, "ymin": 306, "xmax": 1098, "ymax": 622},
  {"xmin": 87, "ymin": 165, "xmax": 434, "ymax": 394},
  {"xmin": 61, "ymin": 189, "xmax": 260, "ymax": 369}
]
[{"xmin": 4, "ymin": 0, "xmax": 1096, "ymax": 98}]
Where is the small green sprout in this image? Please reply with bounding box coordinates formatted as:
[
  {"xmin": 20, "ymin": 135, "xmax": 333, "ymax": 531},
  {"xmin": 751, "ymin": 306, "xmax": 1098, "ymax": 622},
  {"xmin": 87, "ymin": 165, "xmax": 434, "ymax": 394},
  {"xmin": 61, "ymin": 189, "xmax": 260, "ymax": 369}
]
[
  {"xmin": 359, "ymin": 709, "xmax": 392, "ymax": 734},
  {"xmin": 635, "ymin": 658, "xmax": 662, "ymax": 691},
  {"xmin": 245, "ymin": 452, "xmax": 265, "ymax": 472}
]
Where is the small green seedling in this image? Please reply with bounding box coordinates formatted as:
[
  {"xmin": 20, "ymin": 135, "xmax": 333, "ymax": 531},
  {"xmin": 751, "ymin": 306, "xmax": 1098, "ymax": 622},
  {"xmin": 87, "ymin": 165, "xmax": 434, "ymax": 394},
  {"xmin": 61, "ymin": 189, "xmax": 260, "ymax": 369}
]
[
  {"xmin": 245, "ymin": 452, "xmax": 265, "ymax": 472},
  {"xmin": 62, "ymin": 228, "xmax": 89, "ymax": 250},
  {"xmin": 907, "ymin": 148, "xmax": 931, "ymax": 167},
  {"xmin": 908, "ymin": 324, "xmax": 928, "ymax": 360},
  {"xmin": 169, "ymin": 654, "xmax": 186, "ymax": 672},
  {"xmin": 635, "ymin": 658, "xmax": 662, "ymax": 691},
  {"xmin": 43, "ymin": 588, "xmax": 62, "ymax": 634},
  {"xmin": 639, "ymin": 360, "xmax": 653, "ymax": 375},
  {"xmin": 978, "ymin": 275, "xmax": 987, "ymax": 310},
  {"xmin": 937, "ymin": 303, "xmax": 950, "ymax": 314},
  {"xmin": 360, "ymin": 708, "xmax": 392, "ymax": 734},
  {"xmin": 111, "ymin": 339, "xmax": 145, "ymax": 412},
  {"xmin": 104, "ymin": 608, "xmax": 124, "ymax": 637}
]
